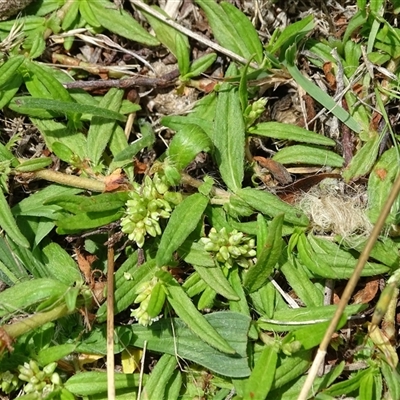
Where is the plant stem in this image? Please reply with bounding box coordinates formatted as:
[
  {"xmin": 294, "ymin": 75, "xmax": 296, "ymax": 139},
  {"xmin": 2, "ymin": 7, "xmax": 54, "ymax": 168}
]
[
  {"xmin": 3, "ymin": 304, "xmax": 72, "ymax": 339},
  {"xmin": 27, "ymin": 169, "xmax": 105, "ymax": 192}
]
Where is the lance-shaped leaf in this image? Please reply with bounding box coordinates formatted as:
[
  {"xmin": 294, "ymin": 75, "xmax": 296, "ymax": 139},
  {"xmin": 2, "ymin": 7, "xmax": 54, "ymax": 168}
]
[
  {"xmin": 194, "ymin": 264, "xmax": 239, "ymax": 301},
  {"xmin": 244, "ymin": 214, "xmax": 283, "ymax": 292},
  {"xmin": 272, "ymin": 144, "xmax": 344, "ymax": 167},
  {"xmin": 0, "ymin": 55, "xmax": 24, "ymax": 90},
  {"xmin": 244, "ymin": 344, "xmax": 278, "ymax": 400},
  {"xmin": 157, "ymin": 269, "xmax": 236, "ymax": 354},
  {"xmin": 0, "ymin": 278, "xmax": 70, "ymax": 317},
  {"xmin": 236, "ymin": 187, "xmax": 309, "ymax": 226},
  {"xmin": 142, "ymin": 354, "xmax": 177, "ymax": 399},
  {"xmin": 10, "ymin": 97, "xmax": 125, "ymax": 121},
  {"xmin": 213, "ymin": 86, "xmax": 245, "ymax": 192},
  {"xmin": 249, "ymin": 122, "xmax": 336, "ymax": 146},
  {"xmin": 89, "ymin": 0, "xmax": 159, "ymax": 46},
  {"xmin": 0, "ymin": 190, "xmax": 29, "ymax": 248},
  {"xmin": 141, "ymin": 6, "xmax": 190, "ymax": 75},
  {"xmin": 86, "ymin": 88, "xmax": 124, "ymax": 166},
  {"xmin": 156, "ymin": 193, "xmax": 208, "ymax": 266}
]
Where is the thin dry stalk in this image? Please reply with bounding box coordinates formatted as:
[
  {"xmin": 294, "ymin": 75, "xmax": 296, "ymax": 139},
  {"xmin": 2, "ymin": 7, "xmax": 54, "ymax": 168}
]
[
  {"xmin": 298, "ymin": 172, "xmax": 400, "ymax": 400},
  {"xmin": 107, "ymin": 235, "xmax": 115, "ymax": 400}
]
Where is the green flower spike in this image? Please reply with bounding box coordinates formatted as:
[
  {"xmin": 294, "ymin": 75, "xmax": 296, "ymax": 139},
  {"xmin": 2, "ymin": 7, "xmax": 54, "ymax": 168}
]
[
  {"xmin": 18, "ymin": 360, "xmax": 62, "ymax": 397},
  {"xmin": 131, "ymin": 276, "xmax": 166, "ymax": 326},
  {"xmin": 121, "ymin": 173, "xmax": 176, "ymax": 248},
  {"xmin": 201, "ymin": 227, "xmax": 256, "ymax": 268}
]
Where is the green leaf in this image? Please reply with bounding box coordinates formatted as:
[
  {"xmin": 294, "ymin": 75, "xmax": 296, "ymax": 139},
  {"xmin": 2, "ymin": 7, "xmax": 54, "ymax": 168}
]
[
  {"xmin": 271, "ymin": 350, "xmax": 312, "ymax": 390},
  {"xmin": 220, "ymin": 2, "xmax": 263, "ymax": 64},
  {"xmin": 167, "ymin": 124, "xmax": 212, "ymax": 170},
  {"xmin": 280, "ymin": 258, "xmax": 323, "ymax": 307},
  {"xmin": 324, "ymin": 368, "xmax": 371, "ymax": 396},
  {"xmin": 381, "ymin": 360, "xmax": 400, "ymax": 400},
  {"xmin": 45, "ymin": 192, "xmax": 127, "ymax": 214},
  {"xmin": 236, "ymin": 187, "xmax": 309, "ymax": 226},
  {"xmin": 249, "ymin": 122, "xmax": 336, "ymax": 146},
  {"xmin": 195, "ymin": 0, "xmax": 257, "ymax": 62},
  {"xmin": 213, "ymin": 85, "xmax": 245, "ymax": 192},
  {"xmin": 79, "ymin": 0, "xmax": 101, "ymax": 28},
  {"xmin": 142, "ymin": 6, "xmax": 190, "ymax": 75},
  {"xmin": 156, "ymin": 193, "xmax": 208, "ymax": 266},
  {"xmin": 244, "ymin": 214, "xmax": 284, "ymax": 293},
  {"xmin": 10, "ymin": 97, "xmax": 125, "ymax": 121},
  {"xmin": 0, "ymin": 278, "xmax": 70, "ymax": 317},
  {"xmin": 194, "ymin": 264, "xmax": 239, "ymax": 300},
  {"xmin": 15, "ymin": 157, "xmax": 52, "ymax": 172},
  {"xmin": 24, "ymin": 60, "xmax": 73, "ymax": 103},
  {"xmin": 138, "ymin": 305, "xmax": 223, "ymax": 364},
  {"xmin": 272, "ymin": 144, "xmax": 344, "ymax": 167},
  {"xmin": 281, "ymin": 317, "xmax": 346, "ymax": 354},
  {"xmin": 183, "ymin": 53, "xmax": 217, "ymax": 80},
  {"xmin": 343, "ymin": 134, "xmax": 380, "ymax": 181},
  {"xmin": 65, "ymin": 372, "xmax": 143, "ymax": 396},
  {"xmin": 97, "ymin": 257, "xmax": 158, "ymax": 322},
  {"xmin": 32, "ymin": 118, "xmax": 87, "ymax": 160},
  {"xmin": 56, "ymin": 209, "xmax": 124, "ymax": 234},
  {"xmin": 178, "ymin": 240, "xmax": 215, "ymax": 267},
  {"xmin": 143, "ymin": 354, "xmax": 177, "ymax": 399},
  {"xmin": 86, "ymin": 88, "xmax": 124, "ymax": 165},
  {"xmin": 0, "ymin": 190, "xmax": 30, "ymax": 248},
  {"xmin": 0, "ymin": 70, "xmax": 23, "ymax": 109},
  {"xmin": 283, "ymin": 44, "xmax": 361, "ymax": 133},
  {"xmin": 61, "ymin": 0, "xmax": 80, "ymax": 30},
  {"xmin": 268, "ymin": 15, "xmax": 314, "ymax": 55},
  {"xmin": 80, "ymin": 312, "xmax": 250, "ymax": 377},
  {"xmin": 12, "ymin": 184, "xmax": 81, "ymax": 218},
  {"xmin": 0, "ymin": 55, "xmax": 25, "ymax": 90},
  {"xmin": 258, "ymin": 304, "xmax": 366, "ymax": 332},
  {"xmin": 88, "ymin": 0, "xmax": 159, "ymax": 46},
  {"xmin": 367, "ymin": 147, "xmax": 400, "ymax": 224},
  {"xmin": 37, "ymin": 343, "xmax": 77, "ymax": 366},
  {"xmin": 157, "ymin": 269, "xmax": 236, "ymax": 354},
  {"xmin": 110, "ymin": 124, "xmax": 155, "ymax": 171},
  {"xmin": 244, "ymin": 344, "xmax": 278, "ymax": 400},
  {"xmin": 42, "ymin": 242, "xmax": 82, "ymax": 285}
]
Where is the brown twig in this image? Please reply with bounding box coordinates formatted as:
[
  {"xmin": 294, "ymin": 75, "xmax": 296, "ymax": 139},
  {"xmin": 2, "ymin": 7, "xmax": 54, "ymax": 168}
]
[{"xmin": 63, "ymin": 71, "xmax": 179, "ymax": 90}]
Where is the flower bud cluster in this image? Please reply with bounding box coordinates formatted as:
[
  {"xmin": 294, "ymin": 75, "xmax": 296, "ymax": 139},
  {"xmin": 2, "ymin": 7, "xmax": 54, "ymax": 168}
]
[
  {"xmin": 121, "ymin": 173, "xmax": 181, "ymax": 248},
  {"xmin": 130, "ymin": 277, "xmax": 166, "ymax": 327},
  {"xmin": 201, "ymin": 227, "xmax": 256, "ymax": 268},
  {"xmin": 18, "ymin": 360, "xmax": 62, "ymax": 397},
  {"xmin": 0, "ymin": 370, "xmax": 20, "ymax": 394},
  {"xmin": 244, "ymin": 98, "xmax": 267, "ymax": 127}
]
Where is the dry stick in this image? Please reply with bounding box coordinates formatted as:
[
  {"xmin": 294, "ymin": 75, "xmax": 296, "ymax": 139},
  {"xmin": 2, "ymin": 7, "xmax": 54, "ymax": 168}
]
[
  {"xmin": 298, "ymin": 172, "xmax": 400, "ymax": 400},
  {"xmin": 107, "ymin": 234, "xmax": 116, "ymax": 400},
  {"xmin": 129, "ymin": 0, "xmax": 259, "ymax": 69}
]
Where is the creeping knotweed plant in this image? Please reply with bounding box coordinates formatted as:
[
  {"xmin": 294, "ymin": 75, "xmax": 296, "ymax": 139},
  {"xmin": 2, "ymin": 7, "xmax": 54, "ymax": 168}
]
[
  {"xmin": 130, "ymin": 276, "xmax": 166, "ymax": 326},
  {"xmin": 201, "ymin": 227, "xmax": 256, "ymax": 268},
  {"xmin": 121, "ymin": 173, "xmax": 181, "ymax": 247},
  {"xmin": 18, "ymin": 360, "xmax": 62, "ymax": 398}
]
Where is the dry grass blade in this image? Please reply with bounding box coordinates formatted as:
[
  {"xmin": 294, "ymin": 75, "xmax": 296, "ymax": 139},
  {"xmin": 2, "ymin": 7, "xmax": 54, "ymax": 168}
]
[
  {"xmin": 107, "ymin": 233, "xmax": 115, "ymax": 400},
  {"xmin": 298, "ymin": 172, "xmax": 400, "ymax": 400}
]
